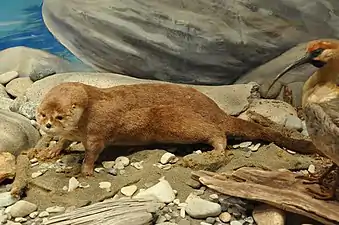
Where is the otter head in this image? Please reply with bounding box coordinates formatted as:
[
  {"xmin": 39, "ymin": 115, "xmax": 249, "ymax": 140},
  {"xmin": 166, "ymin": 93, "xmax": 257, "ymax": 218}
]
[
  {"xmin": 265, "ymin": 39, "xmax": 339, "ymax": 96},
  {"xmin": 36, "ymin": 82, "xmax": 89, "ymax": 136}
]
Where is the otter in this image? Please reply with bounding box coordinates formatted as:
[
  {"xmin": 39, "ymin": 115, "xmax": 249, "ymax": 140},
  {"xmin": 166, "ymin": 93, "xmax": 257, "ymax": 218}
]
[{"xmin": 36, "ymin": 82, "xmax": 316, "ymax": 176}]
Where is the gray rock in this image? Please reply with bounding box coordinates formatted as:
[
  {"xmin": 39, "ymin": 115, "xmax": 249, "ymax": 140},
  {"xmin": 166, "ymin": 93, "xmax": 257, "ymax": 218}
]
[
  {"xmin": 42, "ymin": 0, "xmax": 339, "ymax": 85},
  {"xmin": 0, "ymin": 97, "xmax": 14, "ymax": 111},
  {"xmin": 8, "ymin": 200, "xmax": 38, "ymax": 218},
  {"xmin": 20, "ymin": 72, "xmax": 260, "ymax": 120},
  {"xmin": 5, "ymin": 78, "xmax": 33, "ymax": 98},
  {"xmin": 0, "ymin": 192, "xmax": 18, "ymax": 208},
  {"xmin": 284, "ymin": 114, "xmax": 303, "ymax": 131},
  {"xmin": 0, "ymin": 46, "xmax": 79, "ymax": 82},
  {"xmin": 0, "ymin": 110, "xmax": 40, "ymax": 156},
  {"xmin": 185, "ymin": 197, "xmax": 221, "ymax": 219},
  {"xmin": 238, "ymin": 99, "xmax": 299, "ymax": 127},
  {"xmin": 0, "ymin": 84, "xmax": 10, "ymax": 98}
]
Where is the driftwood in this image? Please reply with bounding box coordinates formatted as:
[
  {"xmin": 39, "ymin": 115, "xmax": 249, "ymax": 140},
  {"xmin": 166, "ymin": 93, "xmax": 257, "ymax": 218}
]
[
  {"xmin": 192, "ymin": 167, "xmax": 339, "ymax": 225},
  {"xmin": 10, "ymin": 153, "xmax": 30, "ymax": 197},
  {"xmin": 42, "ymin": 197, "xmax": 163, "ymax": 225}
]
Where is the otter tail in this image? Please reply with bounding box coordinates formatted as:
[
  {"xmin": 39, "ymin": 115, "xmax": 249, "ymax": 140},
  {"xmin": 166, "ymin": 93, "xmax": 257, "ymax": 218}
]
[{"xmin": 223, "ymin": 116, "xmax": 317, "ymax": 154}]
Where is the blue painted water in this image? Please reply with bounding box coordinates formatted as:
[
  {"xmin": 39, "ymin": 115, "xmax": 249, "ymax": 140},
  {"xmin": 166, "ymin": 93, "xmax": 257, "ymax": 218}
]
[{"xmin": 0, "ymin": 0, "xmax": 76, "ymax": 61}]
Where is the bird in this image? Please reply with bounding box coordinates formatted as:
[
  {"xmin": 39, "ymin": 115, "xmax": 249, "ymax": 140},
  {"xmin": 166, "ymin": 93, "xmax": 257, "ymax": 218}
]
[{"xmin": 265, "ymin": 39, "xmax": 339, "ymax": 200}]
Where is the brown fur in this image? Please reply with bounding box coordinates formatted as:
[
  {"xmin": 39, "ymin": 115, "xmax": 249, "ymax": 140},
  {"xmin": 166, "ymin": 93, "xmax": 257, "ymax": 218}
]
[{"xmin": 36, "ymin": 82, "xmax": 316, "ymax": 176}]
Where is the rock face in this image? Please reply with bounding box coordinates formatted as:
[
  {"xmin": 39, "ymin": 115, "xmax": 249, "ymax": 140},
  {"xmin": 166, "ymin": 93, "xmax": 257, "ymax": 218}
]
[
  {"xmin": 0, "ymin": 110, "xmax": 40, "ymax": 156},
  {"xmin": 42, "ymin": 0, "xmax": 339, "ymax": 85},
  {"xmin": 16, "ymin": 72, "xmax": 259, "ymax": 119}
]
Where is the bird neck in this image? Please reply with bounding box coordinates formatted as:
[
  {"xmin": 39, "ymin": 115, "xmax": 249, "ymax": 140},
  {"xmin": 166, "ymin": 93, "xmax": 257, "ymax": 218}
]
[{"xmin": 302, "ymin": 62, "xmax": 339, "ymax": 107}]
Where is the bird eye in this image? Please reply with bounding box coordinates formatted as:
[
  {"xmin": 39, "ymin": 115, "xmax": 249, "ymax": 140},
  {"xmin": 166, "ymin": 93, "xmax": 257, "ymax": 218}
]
[
  {"xmin": 311, "ymin": 48, "xmax": 324, "ymax": 57},
  {"xmin": 56, "ymin": 116, "xmax": 63, "ymax": 120}
]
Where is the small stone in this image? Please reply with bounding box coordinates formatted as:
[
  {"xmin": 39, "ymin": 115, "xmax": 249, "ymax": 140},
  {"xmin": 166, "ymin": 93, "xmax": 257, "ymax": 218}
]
[
  {"xmin": 0, "ymin": 192, "xmax": 18, "ymax": 207},
  {"xmin": 244, "ymin": 151, "xmax": 252, "ymax": 158},
  {"xmin": 30, "ymin": 158, "xmax": 38, "ymax": 164},
  {"xmin": 8, "ymin": 200, "xmax": 37, "ymax": 217},
  {"xmin": 185, "ymin": 196, "xmax": 222, "ymax": 219},
  {"xmin": 121, "ymin": 185, "xmax": 138, "ymax": 197},
  {"xmin": 115, "ymin": 156, "xmax": 130, "ymax": 168},
  {"xmin": 0, "ymin": 71, "xmax": 19, "ymax": 84},
  {"xmin": 180, "ymin": 207, "xmax": 186, "ymax": 218},
  {"xmin": 107, "ymin": 168, "xmax": 118, "ymax": 176},
  {"xmin": 164, "ymin": 213, "xmax": 172, "ymax": 220},
  {"xmin": 79, "ymin": 182, "xmax": 90, "ymax": 189},
  {"xmin": 94, "ymin": 167, "xmax": 105, "ymax": 173},
  {"xmin": 308, "ymin": 164, "xmax": 316, "ymax": 174},
  {"xmin": 185, "ymin": 179, "xmax": 201, "ymax": 189},
  {"xmin": 286, "ymin": 149, "xmax": 296, "ymax": 155},
  {"xmin": 68, "ymin": 177, "xmax": 80, "ymax": 192},
  {"xmin": 239, "ymin": 141, "xmax": 252, "ymax": 148},
  {"xmin": 46, "ymin": 206, "xmax": 65, "ymax": 213},
  {"xmin": 244, "ymin": 216, "xmax": 254, "ymax": 223},
  {"xmin": 209, "ymin": 194, "xmax": 219, "ymax": 202},
  {"xmin": 284, "ymin": 114, "xmax": 303, "ymax": 131},
  {"xmin": 102, "ymin": 161, "xmax": 115, "ymax": 169},
  {"xmin": 249, "ymin": 143, "xmax": 261, "ymax": 152},
  {"xmin": 206, "ymin": 217, "xmax": 215, "ymax": 223},
  {"xmin": 31, "ymin": 162, "xmax": 39, "ymax": 168},
  {"xmin": 29, "ymin": 211, "xmax": 38, "ymax": 219},
  {"xmin": 99, "ymin": 182, "xmax": 111, "ymax": 192},
  {"xmin": 173, "ymin": 199, "xmax": 180, "ymax": 205},
  {"xmin": 131, "ymin": 161, "xmax": 143, "ymax": 170},
  {"xmin": 230, "ymin": 221, "xmax": 242, "ymax": 225},
  {"xmin": 14, "ymin": 217, "xmax": 27, "ymax": 222},
  {"xmin": 31, "ymin": 171, "xmax": 44, "ymax": 178},
  {"xmin": 200, "ymin": 222, "xmax": 211, "ymax": 225},
  {"xmin": 162, "ymin": 164, "xmax": 172, "ymax": 170},
  {"xmin": 194, "ymin": 150, "xmax": 202, "ymax": 154},
  {"xmin": 173, "ymin": 190, "xmax": 178, "ymax": 195},
  {"xmin": 232, "ymin": 144, "xmax": 240, "ymax": 149},
  {"xmin": 38, "ymin": 211, "xmax": 49, "ymax": 218},
  {"xmin": 219, "ymin": 212, "xmax": 232, "ymax": 223},
  {"xmin": 160, "ymin": 152, "xmax": 177, "ymax": 164},
  {"xmin": 253, "ymin": 204, "xmax": 285, "ymax": 225},
  {"xmin": 134, "ymin": 177, "xmax": 175, "ymax": 203}
]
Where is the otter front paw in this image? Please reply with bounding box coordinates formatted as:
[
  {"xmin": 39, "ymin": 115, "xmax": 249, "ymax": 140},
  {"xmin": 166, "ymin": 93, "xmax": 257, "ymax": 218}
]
[
  {"xmin": 37, "ymin": 147, "xmax": 62, "ymax": 160},
  {"xmin": 81, "ymin": 164, "xmax": 94, "ymax": 177}
]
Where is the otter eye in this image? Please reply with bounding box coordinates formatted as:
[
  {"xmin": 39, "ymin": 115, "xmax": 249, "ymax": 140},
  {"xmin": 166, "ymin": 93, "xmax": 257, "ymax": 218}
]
[
  {"xmin": 56, "ymin": 116, "xmax": 63, "ymax": 120},
  {"xmin": 72, "ymin": 104, "xmax": 76, "ymax": 109},
  {"xmin": 41, "ymin": 113, "xmax": 46, "ymax": 118}
]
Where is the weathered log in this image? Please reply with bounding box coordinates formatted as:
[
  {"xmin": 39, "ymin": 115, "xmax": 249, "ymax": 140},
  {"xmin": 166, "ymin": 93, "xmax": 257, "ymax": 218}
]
[
  {"xmin": 192, "ymin": 168, "xmax": 339, "ymax": 225},
  {"xmin": 42, "ymin": 197, "xmax": 163, "ymax": 225}
]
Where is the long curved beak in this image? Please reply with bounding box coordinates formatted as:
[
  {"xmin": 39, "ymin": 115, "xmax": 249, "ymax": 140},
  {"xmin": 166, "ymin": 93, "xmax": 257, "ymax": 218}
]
[{"xmin": 266, "ymin": 52, "xmax": 313, "ymax": 96}]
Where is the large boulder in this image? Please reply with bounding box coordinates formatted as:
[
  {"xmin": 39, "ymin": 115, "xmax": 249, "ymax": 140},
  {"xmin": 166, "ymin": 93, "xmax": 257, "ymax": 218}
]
[
  {"xmin": 42, "ymin": 0, "xmax": 339, "ymax": 85},
  {"xmin": 0, "ymin": 110, "xmax": 40, "ymax": 156},
  {"xmin": 12, "ymin": 72, "xmax": 260, "ymax": 119},
  {"xmin": 0, "ymin": 46, "xmax": 90, "ymax": 82}
]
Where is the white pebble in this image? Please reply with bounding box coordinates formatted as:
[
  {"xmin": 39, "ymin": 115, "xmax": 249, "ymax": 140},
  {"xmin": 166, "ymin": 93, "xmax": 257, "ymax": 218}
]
[
  {"xmin": 219, "ymin": 212, "xmax": 232, "ymax": 223},
  {"xmin": 31, "ymin": 171, "xmax": 43, "ymax": 178},
  {"xmin": 79, "ymin": 182, "xmax": 90, "ymax": 189},
  {"xmin": 194, "ymin": 150, "xmax": 203, "ymax": 154},
  {"xmin": 94, "ymin": 167, "xmax": 105, "ymax": 173},
  {"xmin": 160, "ymin": 152, "xmax": 177, "ymax": 165},
  {"xmin": 68, "ymin": 177, "xmax": 80, "ymax": 192},
  {"xmin": 30, "ymin": 158, "xmax": 38, "ymax": 164},
  {"xmin": 200, "ymin": 222, "xmax": 212, "ymax": 225},
  {"xmin": 46, "ymin": 206, "xmax": 65, "ymax": 213},
  {"xmin": 173, "ymin": 199, "xmax": 180, "ymax": 205},
  {"xmin": 38, "ymin": 211, "xmax": 49, "ymax": 218},
  {"xmin": 180, "ymin": 207, "xmax": 186, "ymax": 218},
  {"xmin": 239, "ymin": 141, "xmax": 252, "ymax": 148},
  {"xmin": 308, "ymin": 164, "xmax": 316, "ymax": 174},
  {"xmin": 102, "ymin": 161, "xmax": 115, "ymax": 169},
  {"xmin": 14, "ymin": 217, "xmax": 27, "ymax": 222},
  {"xmin": 29, "ymin": 211, "xmax": 38, "ymax": 219},
  {"xmin": 230, "ymin": 221, "xmax": 242, "ymax": 225},
  {"xmin": 209, "ymin": 194, "xmax": 219, "ymax": 201},
  {"xmin": 286, "ymin": 150, "xmax": 296, "ymax": 155},
  {"xmin": 120, "ymin": 185, "xmax": 138, "ymax": 197},
  {"xmin": 131, "ymin": 161, "xmax": 144, "ymax": 170},
  {"xmin": 99, "ymin": 182, "xmax": 111, "ymax": 191},
  {"xmin": 115, "ymin": 156, "xmax": 130, "ymax": 167},
  {"xmin": 249, "ymin": 143, "xmax": 261, "ymax": 152}
]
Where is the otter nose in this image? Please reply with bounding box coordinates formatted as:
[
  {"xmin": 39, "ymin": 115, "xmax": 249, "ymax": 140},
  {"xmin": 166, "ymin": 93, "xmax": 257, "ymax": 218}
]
[{"xmin": 46, "ymin": 123, "xmax": 52, "ymax": 129}]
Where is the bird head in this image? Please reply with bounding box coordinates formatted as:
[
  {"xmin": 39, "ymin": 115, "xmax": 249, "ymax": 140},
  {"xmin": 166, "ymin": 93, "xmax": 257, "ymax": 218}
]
[{"xmin": 265, "ymin": 39, "xmax": 339, "ymax": 96}]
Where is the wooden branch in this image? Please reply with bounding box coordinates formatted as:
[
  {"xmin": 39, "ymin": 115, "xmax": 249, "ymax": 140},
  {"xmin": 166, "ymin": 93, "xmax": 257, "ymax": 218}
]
[
  {"xmin": 42, "ymin": 197, "xmax": 163, "ymax": 225},
  {"xmin": 10, "ymin": 153, "xmax": 31, "ymax": 198},
  {"xmin": 192, "ymin": 168, "xmax": 339, "ymax": 225}
]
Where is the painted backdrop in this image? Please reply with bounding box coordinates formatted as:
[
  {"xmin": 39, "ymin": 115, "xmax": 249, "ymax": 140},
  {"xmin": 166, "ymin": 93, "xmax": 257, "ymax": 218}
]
[{"xmin": 0, "ymin": 0, "xmax": 76, "ymax": 61}]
